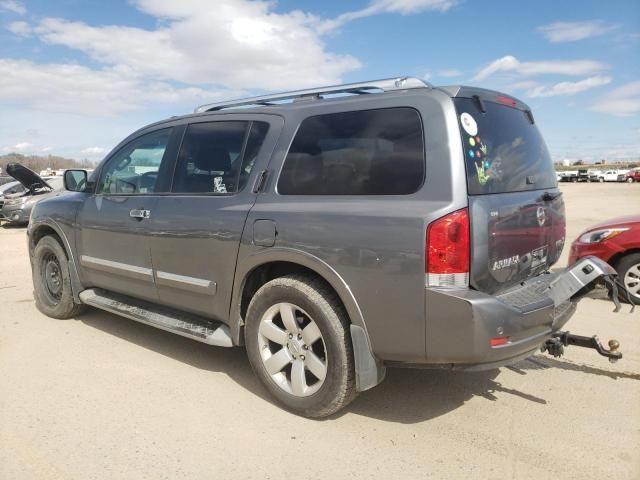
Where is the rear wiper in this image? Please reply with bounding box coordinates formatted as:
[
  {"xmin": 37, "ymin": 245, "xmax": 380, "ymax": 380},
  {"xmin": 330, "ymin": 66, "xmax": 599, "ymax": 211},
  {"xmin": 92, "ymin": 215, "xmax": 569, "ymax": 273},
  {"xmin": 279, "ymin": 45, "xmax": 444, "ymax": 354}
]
[{"xmin": 539, "ymin": 191, "xmax": 562, "ymax": 202}]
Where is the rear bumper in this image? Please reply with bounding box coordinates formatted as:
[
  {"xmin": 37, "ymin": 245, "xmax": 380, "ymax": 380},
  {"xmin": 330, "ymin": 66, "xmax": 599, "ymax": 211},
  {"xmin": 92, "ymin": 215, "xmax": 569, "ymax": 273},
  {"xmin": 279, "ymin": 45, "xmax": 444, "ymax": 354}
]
[{"xmin": 420, "ymin": 256, "xmax": 615, "ymax": 369}]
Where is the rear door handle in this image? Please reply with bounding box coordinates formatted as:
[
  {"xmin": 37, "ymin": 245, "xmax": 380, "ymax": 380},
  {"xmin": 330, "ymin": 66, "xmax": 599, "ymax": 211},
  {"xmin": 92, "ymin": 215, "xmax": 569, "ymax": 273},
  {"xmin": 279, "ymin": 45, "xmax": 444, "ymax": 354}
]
[{"xmin": 130, "ymin": 209, "xmax": 151, "ymax": 219}]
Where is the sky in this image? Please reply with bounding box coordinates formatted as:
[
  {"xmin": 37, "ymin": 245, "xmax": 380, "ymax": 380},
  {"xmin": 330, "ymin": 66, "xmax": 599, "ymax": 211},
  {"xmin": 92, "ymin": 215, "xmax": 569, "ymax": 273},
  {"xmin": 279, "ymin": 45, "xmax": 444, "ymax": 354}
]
[{"xmin": 0, "ymin": 0, "xmax": 639, "ymax": 163}]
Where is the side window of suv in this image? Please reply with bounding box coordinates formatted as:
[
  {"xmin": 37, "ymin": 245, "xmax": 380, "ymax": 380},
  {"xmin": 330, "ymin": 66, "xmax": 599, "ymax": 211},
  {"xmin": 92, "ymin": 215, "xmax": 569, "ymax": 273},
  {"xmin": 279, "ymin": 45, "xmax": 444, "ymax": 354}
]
[
  {"xmin": 172, "ymin": 121, "xmax": 269, "ymax": 194},
  {"xmin": 97, "ymin": 128, "xmax": 172, "ymax": 195},
  {"xmin": 278, "ymin": 108, "xmax": 424, "ymax": 195}
]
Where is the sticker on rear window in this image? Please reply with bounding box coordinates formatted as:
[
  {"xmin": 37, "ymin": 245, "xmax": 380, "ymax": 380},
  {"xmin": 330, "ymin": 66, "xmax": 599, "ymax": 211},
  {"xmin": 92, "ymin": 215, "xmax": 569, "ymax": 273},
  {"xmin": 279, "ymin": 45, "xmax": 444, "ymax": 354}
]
[{"xmin": 460, "ymin": 112, "xmax": 478, "ymax": 136}]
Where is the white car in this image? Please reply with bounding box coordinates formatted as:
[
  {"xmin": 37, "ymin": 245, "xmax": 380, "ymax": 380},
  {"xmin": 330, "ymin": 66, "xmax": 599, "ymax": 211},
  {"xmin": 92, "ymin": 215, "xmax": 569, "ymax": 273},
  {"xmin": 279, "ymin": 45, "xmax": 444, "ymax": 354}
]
[{"xmin": 595, "ymin": 169, "xmax": 629, "ymax": 182}]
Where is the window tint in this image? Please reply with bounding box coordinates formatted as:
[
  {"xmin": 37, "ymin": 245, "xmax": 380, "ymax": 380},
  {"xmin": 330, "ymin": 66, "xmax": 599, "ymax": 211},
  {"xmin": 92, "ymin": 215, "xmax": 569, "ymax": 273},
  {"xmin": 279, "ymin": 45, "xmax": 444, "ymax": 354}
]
[
  {"xmin": 172, "ymin": 121, "xmax": 268, "ymax": 194},
  {"xmin": 97, "ymin": 129, "xmax": 172, "ymax": 194},
  {"xmin": 454, "ymin": 98, "xmax": 556, "ymax": 195},
  {"xmin": 278, "ymin": 108, "xmax": 424, "ymax": 195}
]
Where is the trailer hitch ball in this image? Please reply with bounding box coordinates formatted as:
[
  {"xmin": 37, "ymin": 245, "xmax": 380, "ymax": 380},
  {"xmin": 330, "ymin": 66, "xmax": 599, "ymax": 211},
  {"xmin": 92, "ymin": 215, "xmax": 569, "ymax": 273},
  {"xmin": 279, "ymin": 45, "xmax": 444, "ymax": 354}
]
[
  {"xmin": 608, "ymin": 339, "xmax": 620, "ymax": 363},
  {"xmin": 544, "ymin": 331, "xmax": 623, "ymax": 363}
]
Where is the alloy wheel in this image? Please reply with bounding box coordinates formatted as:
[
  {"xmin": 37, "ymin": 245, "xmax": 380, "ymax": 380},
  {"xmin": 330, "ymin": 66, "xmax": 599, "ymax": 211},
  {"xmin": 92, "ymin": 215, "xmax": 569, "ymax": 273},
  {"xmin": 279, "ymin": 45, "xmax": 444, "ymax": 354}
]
[{"xmin": 257, "ymin": 302, "xmax": 327, "ymax": 397}]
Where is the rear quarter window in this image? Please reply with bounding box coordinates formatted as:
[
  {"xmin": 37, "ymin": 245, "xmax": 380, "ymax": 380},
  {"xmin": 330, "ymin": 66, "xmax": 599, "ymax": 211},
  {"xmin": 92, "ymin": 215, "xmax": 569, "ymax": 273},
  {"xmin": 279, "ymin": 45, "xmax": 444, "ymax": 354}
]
[{"xmin": 278, "ymin": 107, "xmax": 424, "ymax": 195}]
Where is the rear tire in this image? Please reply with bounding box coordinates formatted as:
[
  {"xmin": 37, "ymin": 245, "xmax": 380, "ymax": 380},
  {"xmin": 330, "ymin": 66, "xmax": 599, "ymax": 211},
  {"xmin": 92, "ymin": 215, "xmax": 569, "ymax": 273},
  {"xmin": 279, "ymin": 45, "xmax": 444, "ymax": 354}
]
[
  {"xmin": 33, "ymin": 236, "xmax": 86, "ymax": 319},
  {"xmin": 599, "ymin": 177, "xmax": 604, "ymax": 183},
  {"xmin": 244, "ymin": 275, "xmax": 357, "ymax": 418},
  {"xmin": 615, "ymin": 253, "xmax": 640, "ymax": 304}
]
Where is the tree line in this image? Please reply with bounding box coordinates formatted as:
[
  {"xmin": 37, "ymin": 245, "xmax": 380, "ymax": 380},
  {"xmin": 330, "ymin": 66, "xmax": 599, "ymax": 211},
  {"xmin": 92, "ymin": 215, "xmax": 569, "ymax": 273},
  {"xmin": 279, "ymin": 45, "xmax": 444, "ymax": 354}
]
[{"xmin": 0, "ymin": 153, "xmax": 95, "ymax": 176}]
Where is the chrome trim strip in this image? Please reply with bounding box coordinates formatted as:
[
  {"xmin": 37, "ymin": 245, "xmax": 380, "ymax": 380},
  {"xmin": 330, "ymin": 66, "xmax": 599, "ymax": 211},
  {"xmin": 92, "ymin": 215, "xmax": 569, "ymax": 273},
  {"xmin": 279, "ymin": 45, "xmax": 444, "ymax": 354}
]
[
  {"xmin": 80, "ymin": 255, "xmax": 153, "ymax": 281},
  {"xmin": 156, "ymin": 270, "xmax": 217, "ymax": 294}
]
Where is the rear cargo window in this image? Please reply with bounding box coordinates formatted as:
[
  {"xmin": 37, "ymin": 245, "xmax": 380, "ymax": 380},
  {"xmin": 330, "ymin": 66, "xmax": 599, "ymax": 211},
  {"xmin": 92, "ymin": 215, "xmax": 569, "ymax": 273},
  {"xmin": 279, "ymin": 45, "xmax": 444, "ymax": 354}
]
[
  {"xmin": 454, "ymin": 98, "xmax": 556, "ymax": 195},
  {"xmin": 278, "ymin": 108, "xmax": 424, "ymax": 195}
]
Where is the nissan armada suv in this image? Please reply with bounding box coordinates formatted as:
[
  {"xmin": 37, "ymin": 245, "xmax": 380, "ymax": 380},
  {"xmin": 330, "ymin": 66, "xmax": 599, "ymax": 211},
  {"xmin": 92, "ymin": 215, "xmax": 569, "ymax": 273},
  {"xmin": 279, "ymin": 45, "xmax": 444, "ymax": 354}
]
[{"xmin": 27, "ymin": 77, "xmax": 621, "ymax": 417}]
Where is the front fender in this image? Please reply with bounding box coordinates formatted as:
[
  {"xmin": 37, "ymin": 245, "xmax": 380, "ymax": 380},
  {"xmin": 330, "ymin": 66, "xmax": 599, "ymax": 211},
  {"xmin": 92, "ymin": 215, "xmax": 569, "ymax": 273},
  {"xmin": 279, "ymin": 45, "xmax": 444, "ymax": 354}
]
[{"xmin": 29, "ymin": 194, "xmax": 86, "ymax": 303}]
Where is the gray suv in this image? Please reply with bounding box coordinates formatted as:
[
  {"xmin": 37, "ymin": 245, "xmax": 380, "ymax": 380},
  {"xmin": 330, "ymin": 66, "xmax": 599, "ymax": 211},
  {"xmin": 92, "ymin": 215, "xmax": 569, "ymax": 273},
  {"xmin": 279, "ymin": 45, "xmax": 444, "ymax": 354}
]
[{"xmin": 28, "ymin": 77, "xmax": 621, "ymax": 417}]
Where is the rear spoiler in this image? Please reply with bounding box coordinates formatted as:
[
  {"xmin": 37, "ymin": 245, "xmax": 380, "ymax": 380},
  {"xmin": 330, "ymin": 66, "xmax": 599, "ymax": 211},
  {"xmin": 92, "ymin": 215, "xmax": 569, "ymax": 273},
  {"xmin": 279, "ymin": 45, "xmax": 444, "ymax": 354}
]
[{"xmin": 436, "ymin": 85, "xmax": 532, "ymax": 112}]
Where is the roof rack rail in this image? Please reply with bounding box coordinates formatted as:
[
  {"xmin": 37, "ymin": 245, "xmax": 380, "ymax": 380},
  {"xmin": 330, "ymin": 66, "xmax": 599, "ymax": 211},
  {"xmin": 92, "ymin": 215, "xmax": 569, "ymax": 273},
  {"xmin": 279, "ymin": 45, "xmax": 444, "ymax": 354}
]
[{"xmin": 194, "ymin": 76, "xmax": 430, "ymax": 113}]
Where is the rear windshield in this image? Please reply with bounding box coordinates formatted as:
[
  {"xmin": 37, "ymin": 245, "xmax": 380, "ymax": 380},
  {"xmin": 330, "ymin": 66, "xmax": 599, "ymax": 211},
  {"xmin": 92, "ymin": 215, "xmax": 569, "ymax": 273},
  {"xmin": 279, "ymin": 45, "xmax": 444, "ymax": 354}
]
[{"xmin": 454, "ymin": 97, "xmax": 556, "ymax": 195}]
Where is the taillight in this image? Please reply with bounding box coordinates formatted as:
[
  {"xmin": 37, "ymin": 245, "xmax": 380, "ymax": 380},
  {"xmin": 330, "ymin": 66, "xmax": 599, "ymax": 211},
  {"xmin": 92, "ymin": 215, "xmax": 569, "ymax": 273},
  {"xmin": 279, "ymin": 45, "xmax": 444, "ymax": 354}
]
[{"xmin": 426, "ymin": 208, "xmax": 470, "ymax": 287}]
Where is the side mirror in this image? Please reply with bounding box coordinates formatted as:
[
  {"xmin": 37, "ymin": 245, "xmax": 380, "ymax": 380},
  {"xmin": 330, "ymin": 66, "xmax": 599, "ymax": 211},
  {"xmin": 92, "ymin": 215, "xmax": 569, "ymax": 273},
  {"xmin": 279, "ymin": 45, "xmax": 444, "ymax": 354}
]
[{"xmin": 64, "ymin": 169, "xmax": 88, "ymax": 192}]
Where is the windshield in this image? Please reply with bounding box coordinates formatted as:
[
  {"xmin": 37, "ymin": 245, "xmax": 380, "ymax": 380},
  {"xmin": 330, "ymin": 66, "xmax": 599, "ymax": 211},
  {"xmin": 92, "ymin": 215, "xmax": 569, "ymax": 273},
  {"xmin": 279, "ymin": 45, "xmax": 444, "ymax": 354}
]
[{"xmin": 454, "ymin": 97, "xmax": 556, "ymax": 195}]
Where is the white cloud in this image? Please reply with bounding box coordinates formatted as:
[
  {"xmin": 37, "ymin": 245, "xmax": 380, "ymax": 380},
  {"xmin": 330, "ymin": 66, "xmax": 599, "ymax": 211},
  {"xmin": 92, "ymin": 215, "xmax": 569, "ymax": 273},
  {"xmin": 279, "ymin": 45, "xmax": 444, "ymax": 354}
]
[
  {"xmin": 7, "ymin": 20, "xmax": 30, "ymax": 36},
  {"xmin": 80, "ymin": 147, "xmax": 108, "ymax": 156},
  {"xmin": 538, "ymin": 21, "xmax": 617, "ymax": 43},
  {"xmin": 473, "ymin": 55, "xmax": 608, "ymax": 81},
  {"xmin": 510, "ymin": 80, "xmax": 541, "ymax": 91},
  {"xmin": 591, "ymin": 81, "xmax": 640, "ymax": 116},
  {"xmin": 318, "ymin": 0, "xmax": 457, "ymax": 32},
  {"xmin": 0, "ymin": 59, "xmax": 236, "ymax": 115},
  {"xmin": 437, "ymin": 68, "xmax": 462, "ymax": 78},
  {"xmin": 370, "ymin": 0, "xmax": 458, "ymax": 14},
  {"xmin": 31, "ymin": 0, "xmax": 362, "ymax": 91},
  {"xmin": 13, "ymin": 142, "xmax": 32, "ymax": 151},
  {"xmin": 528, "ymin": 76, "xmax": 612, "ymax": 98},
  {"xmin": 0, "ymin": 0, "xmax": 25, "ymax": 15},
  {"xmin": 1, "ymin": 0, "xmax": 462, "ymax": 120}
]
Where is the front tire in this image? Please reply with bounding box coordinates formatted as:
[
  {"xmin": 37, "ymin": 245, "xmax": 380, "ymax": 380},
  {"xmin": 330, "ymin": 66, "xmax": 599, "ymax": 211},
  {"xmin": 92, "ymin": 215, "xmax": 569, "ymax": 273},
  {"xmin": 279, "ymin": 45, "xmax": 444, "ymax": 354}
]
[
  {"xmin": 616, "ymin": 253, "xmax": 640, "ymax": 304},
  {"xmin": 245, "ymin": 275, "xmax": 357, "ymax": 418},
  {"xmin": 33, "ymin": 235, "xmax": 86, "ymax": 319}
]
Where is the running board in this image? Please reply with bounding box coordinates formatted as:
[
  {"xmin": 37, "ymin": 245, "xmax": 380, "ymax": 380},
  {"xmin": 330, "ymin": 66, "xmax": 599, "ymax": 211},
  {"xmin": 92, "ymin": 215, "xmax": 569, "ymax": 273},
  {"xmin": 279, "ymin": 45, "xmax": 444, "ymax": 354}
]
[{"xmin": 79, "ymin": 288, "xmax": 233, "ymax": 347}]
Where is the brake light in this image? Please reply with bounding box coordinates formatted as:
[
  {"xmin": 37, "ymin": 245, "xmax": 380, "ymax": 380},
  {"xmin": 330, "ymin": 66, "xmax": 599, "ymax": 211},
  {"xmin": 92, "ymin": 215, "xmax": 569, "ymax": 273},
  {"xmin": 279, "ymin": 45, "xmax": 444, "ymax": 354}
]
[
  {"xmin": 496, "ymin": 95, "xmax": 517, "ymax": 107},
  {"xmin": 426, "ymin": 208, "xmax": 470, "ymax": 287}
]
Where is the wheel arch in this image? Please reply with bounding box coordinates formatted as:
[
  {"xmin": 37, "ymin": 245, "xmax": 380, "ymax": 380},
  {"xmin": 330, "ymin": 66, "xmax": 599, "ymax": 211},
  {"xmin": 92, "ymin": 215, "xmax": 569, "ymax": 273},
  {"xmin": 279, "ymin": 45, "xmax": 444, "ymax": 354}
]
[
  {"xmin": 29, "ymin": 219, "xmax": 84, "ymax": 304},
  {"xmin": 230, "ymin": 248, "xmax": 385, "ymax": 391},
  {"xmin": 608, "ymin": 248, "xmax": 640, "ymax": 270}
]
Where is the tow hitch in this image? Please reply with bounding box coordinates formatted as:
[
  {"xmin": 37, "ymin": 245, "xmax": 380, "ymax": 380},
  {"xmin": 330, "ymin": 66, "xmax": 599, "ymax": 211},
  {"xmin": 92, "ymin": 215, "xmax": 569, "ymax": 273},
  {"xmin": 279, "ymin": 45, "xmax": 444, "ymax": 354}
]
[
  {"xmin": 537, "ymin": 256, "xmax": 632, "ymax": 364},
  {"xmin": 541, "ymin": 331, "xmax": 622, "ymax": 363}
]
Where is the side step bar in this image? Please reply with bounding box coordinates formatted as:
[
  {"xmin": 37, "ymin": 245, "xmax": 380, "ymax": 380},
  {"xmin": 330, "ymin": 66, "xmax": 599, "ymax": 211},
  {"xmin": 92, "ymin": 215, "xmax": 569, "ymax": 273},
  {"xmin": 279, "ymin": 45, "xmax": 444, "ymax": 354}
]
[{"xmin": 79, "ymin": 288, "xmax": 233, "ymax": 347}]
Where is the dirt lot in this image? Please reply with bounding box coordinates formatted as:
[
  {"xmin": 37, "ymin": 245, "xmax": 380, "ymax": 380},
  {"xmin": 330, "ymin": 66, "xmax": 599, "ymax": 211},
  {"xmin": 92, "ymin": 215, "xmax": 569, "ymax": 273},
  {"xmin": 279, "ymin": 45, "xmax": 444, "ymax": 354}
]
[{"xmin": 1, "ymin": 183, "xmax": 639, "ymax": 480}]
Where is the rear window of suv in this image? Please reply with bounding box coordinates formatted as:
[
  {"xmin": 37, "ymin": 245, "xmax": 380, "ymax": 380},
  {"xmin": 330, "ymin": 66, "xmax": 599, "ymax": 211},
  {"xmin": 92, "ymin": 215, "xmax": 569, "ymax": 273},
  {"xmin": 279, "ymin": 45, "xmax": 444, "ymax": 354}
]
[
  {"xmin": 278, "ymin": 108, "xmax": 424, "ymax": 195},
  {"xmin": 454, "ymin": 97, "xmax": 556, "ymax": 195}
]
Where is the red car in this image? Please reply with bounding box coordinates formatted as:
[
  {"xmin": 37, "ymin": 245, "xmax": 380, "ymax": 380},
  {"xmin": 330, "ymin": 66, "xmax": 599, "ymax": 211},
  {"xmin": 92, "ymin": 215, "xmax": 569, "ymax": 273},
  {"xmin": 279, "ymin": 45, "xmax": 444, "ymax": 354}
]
[
  {"xmin": 623, "ymin": 169, "xmax": 640, "ymax": 183},
  {"xmin": 569, "ymin": 215, "xmax": 640, "ymax": 303}
]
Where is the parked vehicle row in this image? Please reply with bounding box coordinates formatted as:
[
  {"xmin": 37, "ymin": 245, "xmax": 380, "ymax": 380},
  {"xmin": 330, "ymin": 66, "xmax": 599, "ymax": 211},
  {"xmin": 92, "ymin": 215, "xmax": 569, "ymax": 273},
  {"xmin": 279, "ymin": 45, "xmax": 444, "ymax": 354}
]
[{"xmin": 557, "ymin": 168, "xmax": 639, "ymax": 183}]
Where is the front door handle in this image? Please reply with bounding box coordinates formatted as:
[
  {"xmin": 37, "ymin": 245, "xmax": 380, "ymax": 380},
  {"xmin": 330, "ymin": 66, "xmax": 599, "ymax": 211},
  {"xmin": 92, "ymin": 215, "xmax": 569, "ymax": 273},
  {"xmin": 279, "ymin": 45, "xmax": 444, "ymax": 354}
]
[{"xmin": 130, "ymin": 209, "xmax": 151, "ymax": 219}]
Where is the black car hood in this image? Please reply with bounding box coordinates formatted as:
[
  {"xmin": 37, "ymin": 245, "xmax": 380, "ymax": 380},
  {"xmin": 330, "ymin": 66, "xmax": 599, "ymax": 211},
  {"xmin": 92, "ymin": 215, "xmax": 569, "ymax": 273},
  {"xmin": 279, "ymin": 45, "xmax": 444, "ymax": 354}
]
[{"xmin": 6, "ymin": 163, "xmax": 52, "ymax": 190}]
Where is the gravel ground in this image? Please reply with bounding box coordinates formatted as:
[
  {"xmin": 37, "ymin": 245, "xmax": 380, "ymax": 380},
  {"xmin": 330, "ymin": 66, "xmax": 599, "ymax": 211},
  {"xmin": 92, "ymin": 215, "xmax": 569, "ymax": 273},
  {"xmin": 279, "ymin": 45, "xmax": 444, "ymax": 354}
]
[{"xmin": 1, "ymin": 182, "xmax": 639, "ymax": 479}]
